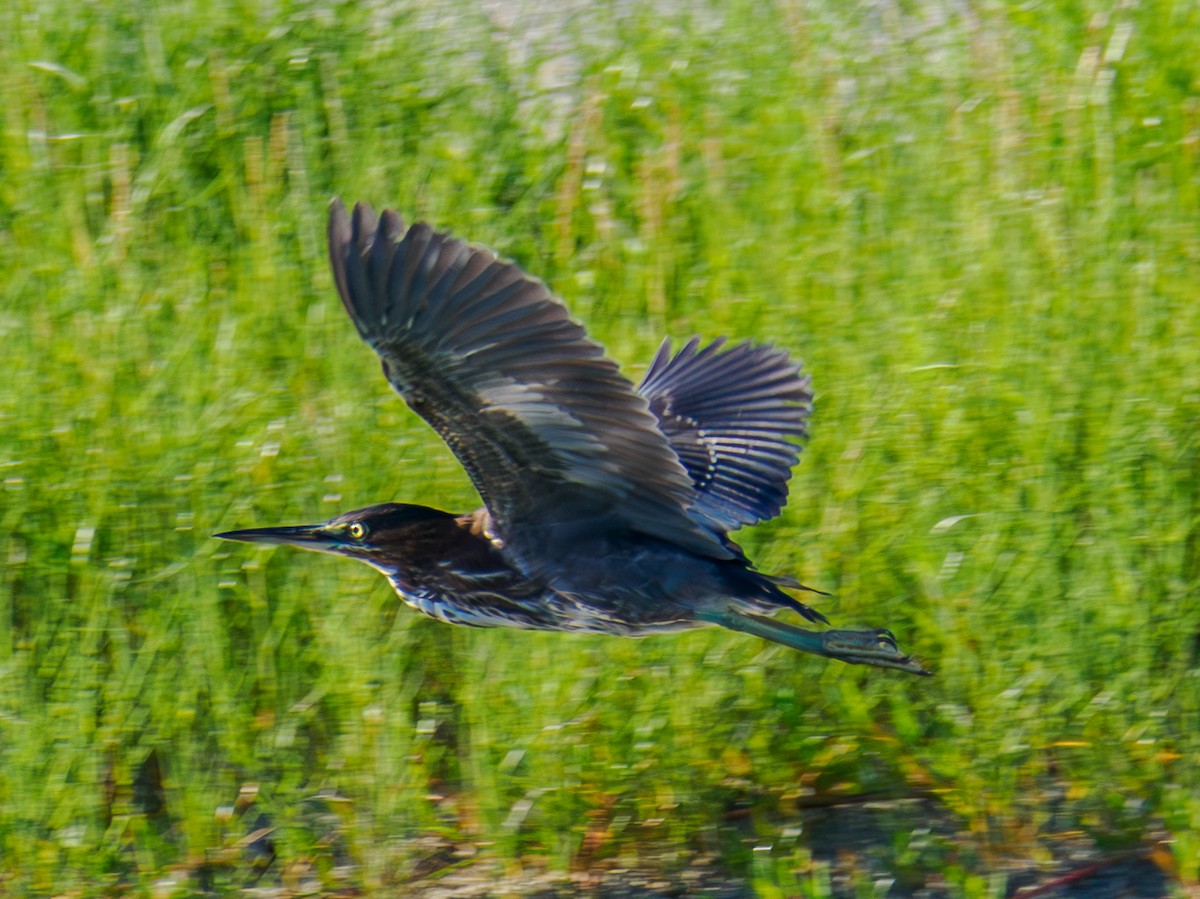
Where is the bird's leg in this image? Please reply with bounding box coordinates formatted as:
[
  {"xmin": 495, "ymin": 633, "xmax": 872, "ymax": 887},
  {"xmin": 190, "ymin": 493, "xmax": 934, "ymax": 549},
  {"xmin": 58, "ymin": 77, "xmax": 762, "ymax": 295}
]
[{"xmin": 699, "ymin": 610, "xmax": 932, "ymax": 676}]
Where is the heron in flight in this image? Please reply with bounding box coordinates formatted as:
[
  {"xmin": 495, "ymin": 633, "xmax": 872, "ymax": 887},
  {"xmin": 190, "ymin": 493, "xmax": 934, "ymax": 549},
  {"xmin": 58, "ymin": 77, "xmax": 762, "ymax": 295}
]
[{"xmin": 216, "ymin": 200, "xmax": 929, "ymax": 675}]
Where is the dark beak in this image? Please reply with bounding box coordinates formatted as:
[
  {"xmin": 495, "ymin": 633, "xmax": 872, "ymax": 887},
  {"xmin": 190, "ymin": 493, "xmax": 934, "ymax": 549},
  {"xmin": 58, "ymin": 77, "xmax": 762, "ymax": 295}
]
[{"xmin": 215, "ymin": 524, "xmax": 339, "ymax": 553}]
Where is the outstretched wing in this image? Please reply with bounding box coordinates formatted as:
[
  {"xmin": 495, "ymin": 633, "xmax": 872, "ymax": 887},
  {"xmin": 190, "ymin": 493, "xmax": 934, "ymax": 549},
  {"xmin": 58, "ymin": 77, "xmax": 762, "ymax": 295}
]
[
  {"xmin": 638, "ymin": 338, "xmax": 812, "ymax": 533},
  {"xmin": 327, "ymin": 199, "xmax": 732, "ymax": 566}
]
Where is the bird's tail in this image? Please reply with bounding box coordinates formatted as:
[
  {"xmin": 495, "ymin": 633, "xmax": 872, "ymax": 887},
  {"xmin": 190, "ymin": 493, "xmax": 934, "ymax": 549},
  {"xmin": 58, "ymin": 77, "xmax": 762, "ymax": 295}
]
[
  {"xmin": 762, "ymin": 572, "xmax": 829, "ymax": 595},
  {"xmin": 740, "ymin": 569, "xmax": 830, "ymax": 624}
]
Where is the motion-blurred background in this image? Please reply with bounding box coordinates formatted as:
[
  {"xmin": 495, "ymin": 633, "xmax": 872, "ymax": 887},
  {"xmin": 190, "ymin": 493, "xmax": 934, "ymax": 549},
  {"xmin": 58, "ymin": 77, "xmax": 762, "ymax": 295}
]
[{"xmin": 1, "ymin": 0, "xmax": 1197, "ymax": 894}]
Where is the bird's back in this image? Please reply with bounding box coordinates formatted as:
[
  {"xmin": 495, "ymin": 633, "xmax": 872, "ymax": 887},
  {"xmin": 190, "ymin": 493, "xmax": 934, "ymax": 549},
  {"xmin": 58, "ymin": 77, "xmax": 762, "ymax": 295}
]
[{"xmin": 383, "ymin": 510, "xmax": 730, "ymax": 634}]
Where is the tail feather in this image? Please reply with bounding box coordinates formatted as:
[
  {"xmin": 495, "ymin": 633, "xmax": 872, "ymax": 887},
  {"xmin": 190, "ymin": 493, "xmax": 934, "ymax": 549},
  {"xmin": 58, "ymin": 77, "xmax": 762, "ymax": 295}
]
[
  {"xmin": 763, "ymin": 572, "xmax": 830, "ymax": 596},
  {"xmin": 743, "ymin": 569, "xmax": 829, "ymax": 624},
  {"xmin": 778, "ymin": 593, "xmax": 830, "ymax": 626}
]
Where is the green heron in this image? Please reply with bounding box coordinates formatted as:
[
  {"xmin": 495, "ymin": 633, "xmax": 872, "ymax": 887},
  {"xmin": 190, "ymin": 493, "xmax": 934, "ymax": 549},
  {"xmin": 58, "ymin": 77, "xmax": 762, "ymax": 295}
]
[{"xmin": 216, "ymin": 200, "xmax": 930, "ymax": 675}]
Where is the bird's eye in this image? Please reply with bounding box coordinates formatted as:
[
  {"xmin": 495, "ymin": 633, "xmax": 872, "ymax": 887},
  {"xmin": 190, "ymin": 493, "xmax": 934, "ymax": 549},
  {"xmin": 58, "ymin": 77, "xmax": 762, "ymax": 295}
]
[{"xmin": 347, "ymin": 522, "xmax": 367, "ymax": 540}]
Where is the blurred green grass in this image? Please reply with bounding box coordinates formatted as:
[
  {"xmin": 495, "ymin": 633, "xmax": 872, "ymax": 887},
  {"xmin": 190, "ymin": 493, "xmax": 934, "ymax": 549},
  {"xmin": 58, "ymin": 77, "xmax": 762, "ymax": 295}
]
[{"xmin": 1, "ymin": 0, "xmax": 1198, "ymax": 893}]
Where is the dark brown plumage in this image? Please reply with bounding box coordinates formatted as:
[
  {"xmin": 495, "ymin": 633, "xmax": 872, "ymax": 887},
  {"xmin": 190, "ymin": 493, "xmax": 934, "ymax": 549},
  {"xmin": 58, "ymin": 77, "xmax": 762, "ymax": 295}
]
[{"xmin": 216, "ymin": 199, "xmax": 929, "ymax": 675}]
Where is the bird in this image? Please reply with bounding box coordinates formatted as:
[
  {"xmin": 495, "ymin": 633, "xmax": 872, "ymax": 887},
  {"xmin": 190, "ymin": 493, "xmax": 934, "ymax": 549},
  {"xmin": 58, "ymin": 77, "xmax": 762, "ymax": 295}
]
[{"xmin": 216, "ymin": 199, "xmax": 930, "ymax": 675}]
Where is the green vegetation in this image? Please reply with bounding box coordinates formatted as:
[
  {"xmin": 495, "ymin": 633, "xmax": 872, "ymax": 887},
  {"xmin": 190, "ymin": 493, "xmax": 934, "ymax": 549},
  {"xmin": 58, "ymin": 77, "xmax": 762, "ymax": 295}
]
[{"xmin": 2, "ymin": 0, "xmax": 1197, "ymax": 893}]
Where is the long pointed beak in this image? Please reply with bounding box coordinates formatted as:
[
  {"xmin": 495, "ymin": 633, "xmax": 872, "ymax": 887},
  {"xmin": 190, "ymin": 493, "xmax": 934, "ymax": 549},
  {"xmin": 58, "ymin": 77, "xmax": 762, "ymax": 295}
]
[{"xmin": 215, "ymin": 524, "xmax": 339, "ymax": 553}]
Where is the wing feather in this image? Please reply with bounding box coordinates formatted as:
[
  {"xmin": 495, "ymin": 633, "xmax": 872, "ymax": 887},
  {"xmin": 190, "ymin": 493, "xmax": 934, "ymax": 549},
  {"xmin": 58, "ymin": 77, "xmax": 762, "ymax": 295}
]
[
  {"xmin": 328, "ymin": 199, "xmax": 731, "ymax": 566},
  {"xmin": 639, "ymin": 338, "xmax": 812, "ymax": 532}
]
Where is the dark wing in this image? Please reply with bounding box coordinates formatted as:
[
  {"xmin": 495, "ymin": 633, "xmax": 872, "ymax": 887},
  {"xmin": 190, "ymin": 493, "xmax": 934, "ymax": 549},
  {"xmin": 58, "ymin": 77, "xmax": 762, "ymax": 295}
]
[
  {"xmin": 638, "ymin": 338, "xmax": 812, "ymax": 533},
  {"xmin": 327, "ymin": 199, "xmax": 732, "ymax": 566}
]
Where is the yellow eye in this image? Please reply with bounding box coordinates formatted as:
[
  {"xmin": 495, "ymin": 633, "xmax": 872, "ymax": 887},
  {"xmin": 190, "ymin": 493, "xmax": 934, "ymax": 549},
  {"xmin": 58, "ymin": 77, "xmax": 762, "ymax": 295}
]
[{"xmin": 347, "ymin": 522, "xmax": 367, "ymax": 540}]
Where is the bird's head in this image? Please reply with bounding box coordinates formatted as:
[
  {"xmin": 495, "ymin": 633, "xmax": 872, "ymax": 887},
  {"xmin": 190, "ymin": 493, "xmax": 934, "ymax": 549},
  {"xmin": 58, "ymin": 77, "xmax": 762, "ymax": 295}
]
[{"xmin": 216, "ymin": 503, "xmax": 456, "ymax": 573}]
